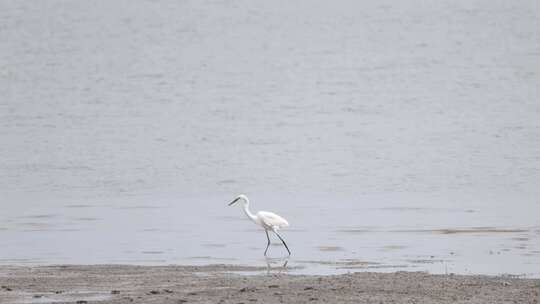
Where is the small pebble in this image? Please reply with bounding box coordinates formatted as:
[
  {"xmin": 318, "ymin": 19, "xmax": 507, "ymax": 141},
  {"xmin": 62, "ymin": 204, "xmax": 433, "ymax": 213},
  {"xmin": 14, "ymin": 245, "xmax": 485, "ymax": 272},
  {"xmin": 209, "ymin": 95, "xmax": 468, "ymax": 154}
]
[
  {"xmin": 111, "ymin": 290, "xmax": 121, "ymax": 294},
  {"xmin": 149, "ymin": 290, "xmax": 160, "ymax": 295},
  {"xmin": 304, "ymin": 287, "xmax": 315, "ymax": 290},
  {"xmin": 268, "ymin": 285, "xmax": 279, "ymax": 288},
  {"xmin": 76, "ymin": 301, "xmax": 88, "ymax": 304},
  {"xmin": 163, "ymin": 289, "xmax": 173, "ymax": 293}
]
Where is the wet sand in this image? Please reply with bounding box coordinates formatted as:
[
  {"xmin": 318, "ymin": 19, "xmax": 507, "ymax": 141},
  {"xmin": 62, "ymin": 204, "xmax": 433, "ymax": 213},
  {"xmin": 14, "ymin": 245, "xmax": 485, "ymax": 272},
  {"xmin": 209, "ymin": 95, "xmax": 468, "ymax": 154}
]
[{"xmin": 1, "ymin": 265, "xmax": 539, "ymax": 303}]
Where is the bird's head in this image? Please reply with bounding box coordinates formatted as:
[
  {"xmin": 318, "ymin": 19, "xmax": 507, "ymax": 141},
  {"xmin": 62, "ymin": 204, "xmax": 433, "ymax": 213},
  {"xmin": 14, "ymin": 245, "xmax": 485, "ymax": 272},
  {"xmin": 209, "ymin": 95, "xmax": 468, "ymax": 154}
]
[{"xmin": 228, "ymin": 194, "xmax": 249, "ymax": 206}]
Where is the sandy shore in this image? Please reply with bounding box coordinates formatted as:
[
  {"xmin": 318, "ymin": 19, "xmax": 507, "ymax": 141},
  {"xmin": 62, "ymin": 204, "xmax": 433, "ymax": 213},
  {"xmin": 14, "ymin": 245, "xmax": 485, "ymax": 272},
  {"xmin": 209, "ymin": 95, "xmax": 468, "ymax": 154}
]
[{"xmin": 0, "ymin": 265, "xmax": 539, "ymax": 303}]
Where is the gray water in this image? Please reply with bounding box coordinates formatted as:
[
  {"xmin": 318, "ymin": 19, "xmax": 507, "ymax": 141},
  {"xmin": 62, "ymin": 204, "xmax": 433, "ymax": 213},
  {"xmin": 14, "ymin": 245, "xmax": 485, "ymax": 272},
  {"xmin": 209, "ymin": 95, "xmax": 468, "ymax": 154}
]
[{"xmin": 1, "ymin": 0, "xmax": 540, "ymax": 277}]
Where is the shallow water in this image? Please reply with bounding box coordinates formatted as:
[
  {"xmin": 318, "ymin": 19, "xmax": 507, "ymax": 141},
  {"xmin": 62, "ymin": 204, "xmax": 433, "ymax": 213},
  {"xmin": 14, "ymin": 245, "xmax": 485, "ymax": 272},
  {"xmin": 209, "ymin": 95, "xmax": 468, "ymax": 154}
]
[
  {"xmin": 1, "ymin": 192, "xmax": 539, "ymax": 277},
  {"xmin": 1, "ymin": 1, "xmax": 540, "ymax": 277}
]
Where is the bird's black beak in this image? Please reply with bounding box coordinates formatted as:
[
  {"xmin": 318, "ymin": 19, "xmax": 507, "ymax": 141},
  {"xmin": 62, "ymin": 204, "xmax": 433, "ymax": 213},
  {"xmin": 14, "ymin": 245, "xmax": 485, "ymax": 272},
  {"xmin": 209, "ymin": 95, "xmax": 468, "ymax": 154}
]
[{"xmin": 228, "ymin": 197, "xmax": 240, "ymax": 206}]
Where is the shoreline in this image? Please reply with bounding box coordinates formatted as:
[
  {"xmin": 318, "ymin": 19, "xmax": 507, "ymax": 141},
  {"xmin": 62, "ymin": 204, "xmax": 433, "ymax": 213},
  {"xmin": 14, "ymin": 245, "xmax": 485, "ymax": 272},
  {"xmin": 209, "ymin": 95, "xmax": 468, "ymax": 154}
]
[{"xmin": 1, "ymin": 265, "xmax": 539, "ymax": 303}]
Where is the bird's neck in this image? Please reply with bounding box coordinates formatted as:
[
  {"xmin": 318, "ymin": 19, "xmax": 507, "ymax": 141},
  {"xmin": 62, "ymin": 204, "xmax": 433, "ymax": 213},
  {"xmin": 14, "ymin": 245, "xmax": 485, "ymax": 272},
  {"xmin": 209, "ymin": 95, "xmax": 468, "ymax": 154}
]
[{"xmin": 242, "ymin": 202, "xmax": 257, "ymax": 222}]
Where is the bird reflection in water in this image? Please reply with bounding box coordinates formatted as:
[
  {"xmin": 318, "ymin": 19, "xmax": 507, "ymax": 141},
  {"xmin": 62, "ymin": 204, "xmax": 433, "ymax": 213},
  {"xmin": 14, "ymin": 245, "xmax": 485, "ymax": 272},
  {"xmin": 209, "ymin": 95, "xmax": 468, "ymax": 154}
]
[{"xmin": 265, "ymin": 256, "xmax": 289, "ymax": 274}]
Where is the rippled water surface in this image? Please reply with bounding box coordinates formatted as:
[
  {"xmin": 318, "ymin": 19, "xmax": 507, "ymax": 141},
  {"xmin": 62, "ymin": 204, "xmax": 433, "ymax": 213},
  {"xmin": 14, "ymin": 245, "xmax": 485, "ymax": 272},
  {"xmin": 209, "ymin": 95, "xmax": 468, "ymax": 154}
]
[{"xmin": 1, "ymin": 0, "xmax": 540, "ymax": 277}]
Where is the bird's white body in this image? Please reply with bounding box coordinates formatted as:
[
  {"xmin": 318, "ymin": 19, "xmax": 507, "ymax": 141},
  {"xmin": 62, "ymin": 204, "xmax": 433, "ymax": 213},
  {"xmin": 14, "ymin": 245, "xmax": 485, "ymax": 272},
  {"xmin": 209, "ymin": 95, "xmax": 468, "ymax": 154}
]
[
  {"xmin": 252, "ymin": 211, "xmax": 289, "ymax": 231},
  {"xmin": 229, "ymin": 194, "xmax": 291, "ymax": 255}
]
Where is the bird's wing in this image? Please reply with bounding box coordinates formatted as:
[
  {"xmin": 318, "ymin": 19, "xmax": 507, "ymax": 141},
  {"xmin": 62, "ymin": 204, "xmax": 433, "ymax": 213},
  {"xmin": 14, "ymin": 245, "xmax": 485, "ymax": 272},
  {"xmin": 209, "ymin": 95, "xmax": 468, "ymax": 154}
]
[{"xmin": 257, "ymin": 211, "xmax": 289, "ymax": 230}]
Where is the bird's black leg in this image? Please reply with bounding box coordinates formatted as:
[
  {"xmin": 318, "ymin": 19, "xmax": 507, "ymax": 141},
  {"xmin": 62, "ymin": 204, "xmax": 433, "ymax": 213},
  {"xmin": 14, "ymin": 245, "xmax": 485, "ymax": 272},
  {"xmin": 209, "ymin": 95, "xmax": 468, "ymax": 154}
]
[
  {"xmin": 274, "ymin": 231, "xmax": 291, "ymax": 256},
  {"xmin": 264, "ymin": 230, "xmax": 271, "ymax": 256}
]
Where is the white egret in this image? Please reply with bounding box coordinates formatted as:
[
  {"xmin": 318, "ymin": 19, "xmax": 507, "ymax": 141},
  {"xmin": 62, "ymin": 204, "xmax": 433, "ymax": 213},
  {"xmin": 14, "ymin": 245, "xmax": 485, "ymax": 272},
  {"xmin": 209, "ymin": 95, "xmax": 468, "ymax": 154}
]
[{"xmin": 228, "ymin": 194, "xmax": 291, "ymax": 256}]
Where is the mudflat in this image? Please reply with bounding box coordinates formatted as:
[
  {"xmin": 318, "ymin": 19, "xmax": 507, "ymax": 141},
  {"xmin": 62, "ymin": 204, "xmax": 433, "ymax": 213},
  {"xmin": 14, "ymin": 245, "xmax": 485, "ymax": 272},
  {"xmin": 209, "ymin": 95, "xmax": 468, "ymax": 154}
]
[{"xmin": 0, "ymin": 265, "xmax": 538, "ymax": 303}]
